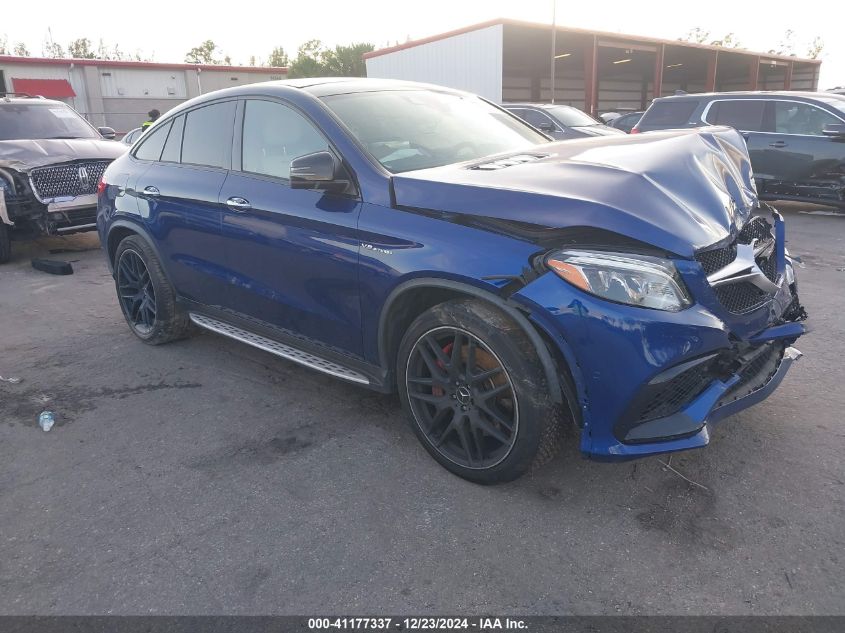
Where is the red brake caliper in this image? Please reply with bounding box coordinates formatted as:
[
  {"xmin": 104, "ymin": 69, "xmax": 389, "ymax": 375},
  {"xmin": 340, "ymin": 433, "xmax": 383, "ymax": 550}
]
[{"xmin": 432, "ymin": 341, "xmax": 453, "ymax": 397}]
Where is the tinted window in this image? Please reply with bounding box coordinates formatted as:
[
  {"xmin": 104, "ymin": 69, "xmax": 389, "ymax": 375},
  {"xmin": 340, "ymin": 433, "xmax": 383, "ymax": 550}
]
[
  {"xmin": 160, "ymin": 115, "xmax": 184, "ymax": 162},
  {"xmin": 241, "ymin": 100, "xmax": 329, "ymax": 179},
  {"xmin": 774, "ymin": 101, "xmax": 841, "ymax": 135},
  {"xmin": 547, "ymin": 105, "xmax": 599, "ymax": 127},
  {"xmin": 511, "ymin": 108, "xmax": 556, "ymax": 130},
  {"xmin": 181, "ymin": 101, "xmax": 236, "ymax": 169},
  {"xmin": 705, "ymin": 100, "xmax": 766, "ymax": 131},
  {"xmin": 640, "ymin": 100, "xmax": 698, "ymax": 127},
  {"xmin": 134, "ymin": 120, "xmax": 171, "ymax": 161}
]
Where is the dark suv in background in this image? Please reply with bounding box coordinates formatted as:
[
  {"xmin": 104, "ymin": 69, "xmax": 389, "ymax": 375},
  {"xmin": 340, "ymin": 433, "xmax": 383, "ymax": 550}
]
[
  {"xmin": 633, "ymin": 92, "xmax": 845, "ymax": 209},
  {"xmin": 0, "ymin": 93, "xmax": 123, "ymax": 263}
]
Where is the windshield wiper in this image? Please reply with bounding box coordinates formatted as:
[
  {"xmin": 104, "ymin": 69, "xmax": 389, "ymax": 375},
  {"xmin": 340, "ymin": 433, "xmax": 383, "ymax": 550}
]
[{"xmin": 45, "ymin": 135, "xmax": 83, "ymax": 139}]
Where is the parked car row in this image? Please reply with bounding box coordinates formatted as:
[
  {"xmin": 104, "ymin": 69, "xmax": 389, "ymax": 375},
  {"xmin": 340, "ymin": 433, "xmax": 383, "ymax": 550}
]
[{"xmin": 97, "ymin": 78, "xmax": 807, "ymax": 483}]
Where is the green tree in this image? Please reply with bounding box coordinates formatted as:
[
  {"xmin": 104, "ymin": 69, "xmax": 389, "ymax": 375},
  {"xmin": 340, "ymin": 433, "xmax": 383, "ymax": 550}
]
[
  {"xmin": 709, "ymin": 33, "xmax": 742, "ymax": 48},
  {"xmin": 267, "ymin": 46, "xmax": 289, "ymax": 67},
  {"xmin": 806, "ymin": 37, "xmax": 824, "ymax": 59},
  {"xmin": 68, "ymin": 37, "xmax": 96, "ymax": 59},
  {"xmin": 43, "ymin": 41, "xmax": 65, "ymax": 58},
  {"xmin": 185, "ymin": 40, "xmax": 221, "ymax": 64},
  {"xmin": 0, "ymin": 36, "xmax": 8, "ymax": 55},
  {"xmin": 13, "ymin": 42, "xmax": 30, "ymax": 56},
  {"xmin": 769, "ymin": 29, "xmax": 795, "ymax": 56},
  {"xmin": 322, "ymin": 42, "xmax": 374, "ymax": 77},
  {"xmin": 287, "ymin": 39, "xmax": 327, "ymax": 78},
  {"xmin": 680, "ymin": 27, "xmax": 710, "ymax": 44}
]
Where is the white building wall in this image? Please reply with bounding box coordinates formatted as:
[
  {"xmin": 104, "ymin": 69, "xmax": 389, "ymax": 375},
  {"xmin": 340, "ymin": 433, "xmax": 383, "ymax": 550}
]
[
  {"xmin": 365, "ymin": 24, "xmax": 504, "ymax": 102},
  {"xmin": 99, "ymin": 68, "xmax": 187, "ymax": 99}
]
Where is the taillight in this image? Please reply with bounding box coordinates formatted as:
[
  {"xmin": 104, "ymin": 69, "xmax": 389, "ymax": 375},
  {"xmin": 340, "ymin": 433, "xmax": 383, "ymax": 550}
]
[
  {"xmin": 629, "ymin": 127, "xmax": 640, "ymax": 134},
  {"xmin": 97, "ymin": 178, "xmax": 107, "ymax": 195}
]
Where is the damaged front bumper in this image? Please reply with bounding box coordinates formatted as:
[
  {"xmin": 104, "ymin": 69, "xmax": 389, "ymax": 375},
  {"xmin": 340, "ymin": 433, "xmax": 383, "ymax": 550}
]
[{"xmin": 513, "ymin": 208, "xmax": 808, "ymax": 461}]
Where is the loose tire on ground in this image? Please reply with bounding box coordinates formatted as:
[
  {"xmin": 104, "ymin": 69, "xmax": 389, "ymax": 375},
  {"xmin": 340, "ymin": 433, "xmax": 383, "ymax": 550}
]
[
  {"xmin": 113, "ymin": 234, "xmax": 192, "ymax": 345},
  {"xmin": 396, "ymin": 298, "xmax": 566, "ymax": 484}
]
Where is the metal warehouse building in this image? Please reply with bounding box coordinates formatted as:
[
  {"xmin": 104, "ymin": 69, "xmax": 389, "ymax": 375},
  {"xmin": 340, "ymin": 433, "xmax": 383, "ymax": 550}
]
[
  {"xmin": 0, "ymin": 56, "xmax": 288, "ymax": 134},
  {"xmin": 364, "ymin": 18, "xmax": 822, "ymax": 114}
]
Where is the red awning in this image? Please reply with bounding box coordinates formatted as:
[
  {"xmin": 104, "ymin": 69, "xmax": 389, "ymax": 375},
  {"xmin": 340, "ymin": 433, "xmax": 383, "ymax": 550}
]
[{"xmin": 11, "ymin": 78, "xmax": 76, "ymax": 98}]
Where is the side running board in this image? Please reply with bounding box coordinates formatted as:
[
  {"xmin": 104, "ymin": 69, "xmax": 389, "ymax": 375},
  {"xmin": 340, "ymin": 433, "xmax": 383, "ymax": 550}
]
[{"xmin": 189, "ymin": 313, "xmax": 370, "ymax": 385}]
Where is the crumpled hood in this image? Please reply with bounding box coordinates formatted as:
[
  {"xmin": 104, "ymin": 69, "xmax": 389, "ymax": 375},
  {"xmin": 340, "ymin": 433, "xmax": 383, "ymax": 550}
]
[
  {"xmin": 391, "ymin": 126, "xmax": 757, "ymax": 257},
  {"xmin": 0, "ymin": 138, "xmax": 126, "ymax": 172}
]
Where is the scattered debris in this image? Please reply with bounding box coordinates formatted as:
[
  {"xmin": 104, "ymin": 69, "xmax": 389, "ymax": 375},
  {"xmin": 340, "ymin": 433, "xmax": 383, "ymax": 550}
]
[
  {"xmin": 38, "ymin": 411, "xmax": 55, "ymax": 432},
  {"xmin": 658, "ymin": 455, "xmax": 710, "ymax": 491},
  {"xmin": 31, "ymin": 258, "xmax": 74, "ymax": 276},
  {"xmin": 0, "ymin": 375, "xmax": 22, "ymax": 384}
]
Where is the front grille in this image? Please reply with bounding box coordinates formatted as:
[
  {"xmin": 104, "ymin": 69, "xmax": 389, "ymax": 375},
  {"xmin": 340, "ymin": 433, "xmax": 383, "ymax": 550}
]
[
  {"xmin": 714, "ymin": 282, "xmax": 768, "ymax": 314},
  {"xmin": 696, "ymin": 215, "xmax": 778, "ymax": 314},
  {"xmin": 696, "ymin": 243, "xmax": 737, "ymax": 275},
  {"xmin": 738, "ymin": 216, "xmax": 772, "ymax": 243},
  {"xmin": 30, "ymin": 161, "xmax": 110, "ymax": 201},
  {"xmin": 634, "ymin": 362, "xmax": 715, "ymax": 422}
]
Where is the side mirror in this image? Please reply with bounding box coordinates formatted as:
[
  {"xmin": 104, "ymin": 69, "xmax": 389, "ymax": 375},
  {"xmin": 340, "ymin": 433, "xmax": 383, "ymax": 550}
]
[
  {"xmin": 98, "ymin": 126, "xmax": 116, "ymax": 140},
  {"xmin": 290, "ymin": 151, "xmax": 351, "ymax": 194},
  {"xmin": 822, "ymin": 123, "xmax": 845, "ymax": 139}
]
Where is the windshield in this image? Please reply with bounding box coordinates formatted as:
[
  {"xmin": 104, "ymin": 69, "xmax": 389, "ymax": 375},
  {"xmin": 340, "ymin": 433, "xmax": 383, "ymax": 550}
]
[
  {"xmin": 322, "ymin": 90, "xmax": 548, "ymax": 173},
  {"xmin": 0, "ymin": 103, "xmax": 99, "ymax": 141},
  {"xmin": 546, "ymin": 105, "xmax": 601, "ymax": 127}
]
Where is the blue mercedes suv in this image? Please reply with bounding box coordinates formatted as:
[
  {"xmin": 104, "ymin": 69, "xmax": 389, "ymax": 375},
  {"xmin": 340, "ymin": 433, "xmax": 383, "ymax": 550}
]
[{"xmin": 98, "ymin": 78, "xmax": 808, "ymax": 483}]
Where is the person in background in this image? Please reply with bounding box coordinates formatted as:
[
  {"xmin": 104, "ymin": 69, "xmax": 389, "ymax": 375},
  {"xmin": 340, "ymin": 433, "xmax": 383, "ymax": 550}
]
[{"xmin": 141, "ymin": 109, "xmax": 161, "ymax": 133}]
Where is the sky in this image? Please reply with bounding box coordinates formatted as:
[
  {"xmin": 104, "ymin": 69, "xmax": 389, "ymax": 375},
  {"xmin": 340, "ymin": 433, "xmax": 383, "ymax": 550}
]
[{"xmin": 4, "ymin": 0, "xmax": 843, "ymax": 89}]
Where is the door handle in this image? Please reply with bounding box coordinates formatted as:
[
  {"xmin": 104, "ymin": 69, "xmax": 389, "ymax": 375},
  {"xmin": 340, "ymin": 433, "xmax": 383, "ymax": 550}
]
[
  {"xmin": 225, "ymin": 196, "xmax": 251, "ymax": 212},
  {"xmin": 769, "ymin": 140, "xmax": 787, "ymax": 148},
  {"xmin": 142, "ymin": 185, "xmax": 160, "ymax": 197}
]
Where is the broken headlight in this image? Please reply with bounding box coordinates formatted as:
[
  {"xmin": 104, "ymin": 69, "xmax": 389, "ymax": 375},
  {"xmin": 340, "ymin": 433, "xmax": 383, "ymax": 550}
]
[{"xmin": 545, "ymin": 249, "xmax": 692, "ymax": 312}]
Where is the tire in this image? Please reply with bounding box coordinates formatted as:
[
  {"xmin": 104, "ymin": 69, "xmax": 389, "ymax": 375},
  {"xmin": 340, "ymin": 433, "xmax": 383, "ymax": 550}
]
[
  {"xmin": 0, "ymin": 222, "xmax": 10, "ymax": 264},
  {"xmin": 113, "ymin": 234, "xmax": 192, "ymax": 345},
  {"xmin": 397, "ymin": 298, "xmax": 565, "ymax": 484}
]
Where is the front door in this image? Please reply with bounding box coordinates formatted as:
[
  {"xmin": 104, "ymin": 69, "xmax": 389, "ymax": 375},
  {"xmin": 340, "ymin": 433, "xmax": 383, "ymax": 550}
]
[
  {"xmin": 757, "ymin": 101, "xmax": 845, "ymax": 197},
  {"xmin": 218, "ymin": 98, "xmax": 363, "ymax": 356}
]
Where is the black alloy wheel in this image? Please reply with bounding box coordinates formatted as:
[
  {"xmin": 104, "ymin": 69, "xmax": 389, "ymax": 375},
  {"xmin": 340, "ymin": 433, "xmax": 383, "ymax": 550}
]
[
  {"xmin": 112, "ymin": 234, "xmax": 192, "ymax": 345},
  {"xmin": 405, "ymin": 326, "xmax": 519, "ymax": 470},
  {"xmin": 117, "ymin": 248, "xmax": 157, "ymax": 335}
]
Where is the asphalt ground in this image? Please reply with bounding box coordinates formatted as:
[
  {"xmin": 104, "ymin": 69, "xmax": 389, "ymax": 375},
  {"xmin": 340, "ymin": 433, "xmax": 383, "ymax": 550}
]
[{"xmin": 0, "ymin": 205, "xmax": 843, "ymax": 615}]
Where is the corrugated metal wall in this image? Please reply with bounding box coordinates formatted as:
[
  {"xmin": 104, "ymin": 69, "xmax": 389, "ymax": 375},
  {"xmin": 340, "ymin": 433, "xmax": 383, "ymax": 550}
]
[{"xmin": 365, "ymin": 24, "xmax": 504, "ymax": 102}]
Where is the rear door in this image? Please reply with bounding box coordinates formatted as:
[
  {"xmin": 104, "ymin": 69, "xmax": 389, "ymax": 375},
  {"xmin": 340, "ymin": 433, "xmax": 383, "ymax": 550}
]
[
  {"xmin": 217, "ymin": 98, "xmax": 363, "ymax": 355},
  {"xmin": 135, "ymin": 100, "xmax": 236, "ymax": 306}
]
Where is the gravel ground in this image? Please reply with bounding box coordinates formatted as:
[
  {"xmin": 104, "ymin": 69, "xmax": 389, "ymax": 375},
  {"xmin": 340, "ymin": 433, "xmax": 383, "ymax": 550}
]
[{"xmin": 0, "ymin": 205, "xmax": 843, "ymax": 615}]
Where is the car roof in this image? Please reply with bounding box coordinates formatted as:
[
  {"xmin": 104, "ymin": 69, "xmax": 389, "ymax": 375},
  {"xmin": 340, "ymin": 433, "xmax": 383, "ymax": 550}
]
[
  {"xmin": 255, "ymin": 77, "xmax": 470, "ymax": 98},
  {"xmin": 655, "ymin": 91, "xmax": 845, "ymax": 103},
  {"xmin": 0, "ymin": 94, "xmax": 68, "ymax": 106}
]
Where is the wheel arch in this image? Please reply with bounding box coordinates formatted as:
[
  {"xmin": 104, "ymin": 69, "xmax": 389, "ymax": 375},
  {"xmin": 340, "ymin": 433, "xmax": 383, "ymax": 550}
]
[
  {"xmin": 106, "ymin": 220, "xmax": 168, "ymax": 279},
  {"xmin": 377, "ymin": 278, "xmax": 565, "ymax": 406}
]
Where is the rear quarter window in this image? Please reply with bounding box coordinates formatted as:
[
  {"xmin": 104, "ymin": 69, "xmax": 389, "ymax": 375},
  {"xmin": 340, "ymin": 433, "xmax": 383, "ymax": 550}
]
[{"xmin": 639, "ymin": 101, "xmax": 698, "ymax": 128}]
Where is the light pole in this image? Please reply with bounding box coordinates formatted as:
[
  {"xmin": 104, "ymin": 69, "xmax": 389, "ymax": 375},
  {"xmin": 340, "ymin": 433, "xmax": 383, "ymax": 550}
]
[{"xmin": 550, "ymin": 0, "xmax": 556, "ymax": 103}]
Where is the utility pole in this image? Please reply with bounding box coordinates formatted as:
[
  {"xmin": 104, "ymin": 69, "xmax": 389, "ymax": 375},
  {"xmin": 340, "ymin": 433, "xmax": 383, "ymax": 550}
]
[{"xmin": 550, "ymin": 0, "xmax": 556, "ymax": 103}]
